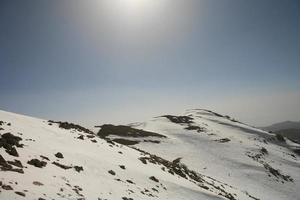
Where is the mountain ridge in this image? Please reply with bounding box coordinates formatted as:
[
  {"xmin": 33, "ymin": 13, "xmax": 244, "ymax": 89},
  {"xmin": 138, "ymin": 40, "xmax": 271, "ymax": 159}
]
[{"xmin": 1, "ymin": 109, "xmax": 300, "ymax": 200}]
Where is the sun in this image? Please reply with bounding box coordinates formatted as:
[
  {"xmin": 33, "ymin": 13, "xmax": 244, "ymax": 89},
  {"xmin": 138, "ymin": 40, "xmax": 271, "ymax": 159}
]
[
  {"xmin": 121, "ymin": 0, "xmax": 149, "ymax": 10},
  {"xmin": 117, "ymin": 0, "xmax": 160, "ymax": 18},
  {"xmin": 99, "ymin": 0, "xmax": 167, "ymax": 30}
]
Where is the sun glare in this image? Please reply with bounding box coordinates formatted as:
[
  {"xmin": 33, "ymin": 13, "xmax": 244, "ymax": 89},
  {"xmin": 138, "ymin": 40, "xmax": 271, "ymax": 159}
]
[
  {"xmin": 116, "ymin": 0, "xmax": 162, "ymax": 18},
  {"xmin": 122, "ymin": 0, "xmax": 149, "ymax": 10}
]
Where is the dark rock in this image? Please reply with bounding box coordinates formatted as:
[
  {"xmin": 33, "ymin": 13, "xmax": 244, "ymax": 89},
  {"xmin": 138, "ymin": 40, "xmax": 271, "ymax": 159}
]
[
  {"xmin": 112, "ymin": 139, "xmax": 139, "ymax": 145},
  {"xmin": 143, "ymin": 140, "xmax": 160, "ymax": 144},
  {"xmin": 33, "ymin": 181, "xmax": 44, "ymax": 186},
  {"xmin": 27, "ymin": 159, "xmax": 47, "ymax": 168},
  {"xmin": 7, "ymin": 159, "xmax": 23, "ymax": 168},
  {"xmin": 97, "ymin": 124, "xmax": 166, "ymax": 139},
  {"xmin": 122, "ymin": 197, "xmax": 133, "ymax": 200},
  {"xmin": 48, "ymin": 120, "xmax": 94, "ymax": 134},
  {"xmin": 74, "ymin": 166, "xmax": 83, "ymax": 172},
  {"xmin": 77, "ymin": 135, "xmax": 84, "ymax": 140},
  {"xmin": 55, "ymin": 152, "xmax": 64, "ymax": 159},
  {"xmin": 15, "ymin": 191, "xmax": 26, "ymax": 197},
  {"xmin": 149, "ymin": 176, "xmax": 159, "ymax": 182},
  {"xmin": 214, "ymin": 138, "xmax": 231, "ymax": 143},
  {"xmin": 108, "ymin": 170, "xmax": 116, "ymax": 176},
  {"xmin": 172, "ymin": 157, "xmax": 182, "ymax": 164},
  {"xmin": 2, "ymin": 184, "xmax": 13, "ymax": 190},
  {"xmin": 0, "ymin": 132, "xmax": 23, "ymax": 147},
  {"xmin": 0, "ymin": 155, "xmax": 24, "ymax": 173},
  {"xmin": 6, "ymin": 147, "xmax": 19, "ymax": 157},
  {"xmin": 200, "ymin": 185, "xmax": 209, "ymax": 190},
  {"xmin": 162, "ymin": 115, "xmax": 193, "ymax": 124},
  {"xmin": 106, "ymin": 140, "xmax": 115, "ymax": 145},
  {"xmin": 119, "ymin": 165, "xmax": 126, "ymax": 170},
  {"xmin": 40, "ymin": 155, "xmax": 50, "ymax": 161},
  {"xmin": 185, "ymin": 125, "xmax": 206, "ymax": 133},
  {"xmin": 52, "ymin": 161, "xmax": 72, "ymax": 170},
  {"xmin": 263, "ymin": 163, "xmax": 293, "ymax": 182},
  {"xmin": 0, "ymin": 154, "xmax": 7, "ymax": 165},
  {"xmin": 260, "ymin": 147, "xmax": 268, "ymax": 155},
  {"xmin": 126, "ymin": 180, "xmax": 134, "ymax": 184},
  {"xmin": 139, "ymin": 157, "xmax": 147, "ymax": 164}
]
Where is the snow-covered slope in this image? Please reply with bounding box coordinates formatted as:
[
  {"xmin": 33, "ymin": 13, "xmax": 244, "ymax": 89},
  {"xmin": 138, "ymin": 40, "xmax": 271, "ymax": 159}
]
[
  {"xmin": 1, "ymin": 109, "xmax": 300, "ymax": 200},
  {"xmin": 99, "ymin": 109, "xmax": 300, "ymax": 200},
  {"xmin": 1, "ymin": 109, "xmax": 259, "ymax": 200}
]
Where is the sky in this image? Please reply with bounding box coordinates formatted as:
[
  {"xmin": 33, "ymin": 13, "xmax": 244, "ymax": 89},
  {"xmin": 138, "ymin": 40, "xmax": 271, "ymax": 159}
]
[{"xmin": 1, "ymin": 0, "xmax": 300, "ymax": 127}]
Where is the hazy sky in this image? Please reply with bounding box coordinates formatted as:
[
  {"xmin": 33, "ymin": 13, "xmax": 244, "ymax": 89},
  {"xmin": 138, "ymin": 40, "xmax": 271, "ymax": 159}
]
[{"xmin": 1, "ymin": 0, "xmax": 300, "ymax": 127}]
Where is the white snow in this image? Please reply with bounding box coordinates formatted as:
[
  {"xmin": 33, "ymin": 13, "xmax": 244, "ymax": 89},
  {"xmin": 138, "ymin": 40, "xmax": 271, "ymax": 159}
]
[
  {"xmin": 0, "ymin": 110, "xmax": 227, "ymax": 200},
  {"xmin": 1, "ymin": 109, "xmax": 299, "ymax": 200},
  {"xmin": 130, "ymin": 109, "xmax": 300, "ymax": 200}
]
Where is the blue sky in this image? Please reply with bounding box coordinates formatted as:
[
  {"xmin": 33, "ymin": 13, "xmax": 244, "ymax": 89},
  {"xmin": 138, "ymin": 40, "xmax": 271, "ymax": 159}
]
[{"xmin": 1, "ymin": 0, "xmax": 300, "ymax": 127}]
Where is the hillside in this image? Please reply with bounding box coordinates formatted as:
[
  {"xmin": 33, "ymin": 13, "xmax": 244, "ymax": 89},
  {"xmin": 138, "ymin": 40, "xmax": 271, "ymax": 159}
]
[
  {"xmin": 273, "ymin": 129, "xmax": 300, "ymax": 143},
  {"xmin": 97, "ymin": 109, "xmax": 300, "ymax": 200},
  {"xmin": 261, "ymin": 121, "xmax": 300, "ymax": 132},
  {"xmin": 1, "ymin": 109, "xmax": 300, "ymax": 200},
  {"xmin": 261, "ymin": 121, "xmax": 300, "ymax": 143}
]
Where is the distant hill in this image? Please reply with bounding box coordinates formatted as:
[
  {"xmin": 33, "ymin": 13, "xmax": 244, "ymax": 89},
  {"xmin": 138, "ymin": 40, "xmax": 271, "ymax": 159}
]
[
  {"xmin": 262, "ymin": 121, "xmax": 300, "ymax": 132},
  {"xmin": 273, "ymin": 129, "xmax": 300, "ymax": 143},
  {"xmin": 262, "ymin": 121, "xmax": 300, "ymax": 143}
]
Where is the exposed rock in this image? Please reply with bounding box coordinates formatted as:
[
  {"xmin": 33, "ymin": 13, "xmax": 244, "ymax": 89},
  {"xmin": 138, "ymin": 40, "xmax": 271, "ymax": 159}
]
[
  {"xmin": 2, "ymin": 184, "xmax": 13, "ymax": 190},
  {"xmin": 6, "ymin": 147, "xmax": 19, "ymax": 157},
  {"xmin": 214, "ymin": 138, "xmax": 231, "ymax": 143},
  {"xmin": 122, "ymin": 197, "xmax": 133, "ymax": 200},
  {"xmin": 27, "ymin": 159, "xmax": 47, "ymax": 168},
  {"xmin": 7, "ymin": 159, "xmax": 23, "ymax": 168},
  {"xmin": 260, "ymin": 147, "xmax": 268, "ymax": 155},
  {"xmin": 0, "ymin": 132, "xmax": 23, "ymax": 147},
  {"xmin": 0, "ymin": 155, "xmax": 24, "ymax": 173},
  {"xmin": 40, "ymin": 155, "xmax": 50, "ymax": 161},
  {"xmin": 52, "ymin": 161, "xmax": 72, "ymax": 170},
  {"xmin": 126, "ymin": 180, "xmax": 134, "ymax": 184},
  {"xmin": 74, "ymin": 166, "xmax": 83, "ymax": 173},
  {"xmin": 172, "ymin": 157, "xmax": 182, "ymax": 165},
  {"xmin": 108, "ymin": 170, "xmax": 116, "ymax": 176},
  {"xmin": 77, "ymin": 135, "xmax": 84, "ymax": 140},
  {"xmin": 185, "ymin": 125, "xmax": 206, "ymax": 133},
  {"xmin": 112, "ymin": 139, "xmax": 140, "ymax": 145},
  {"xmin": 264, "ymin": 164, "xmax": 293, "ymax": 182},
  {"xmin": 162, "ymin": 115, "xmax": 193, "ymax": 124},
  {"xmin": 15, "ymin": 191, "xmax": 26, "ymax": 197},
  {"xmin": 33, "ymin": 181, "xmax": 44, "ymax": 186},
  {"xmin": 119, "ymin": 165, "xmax": 126, "ymax": 170},
  {"xmin": 97, "ymin": 124, "xmax": 166, "ymax": 139},
  {"xmin": 48, "ymin": 120, "xmax": 94, "ymax": 134},
  {"xmin": 149, "ymin": 176, "xmax": 159, "ymax": 182},
  {"xmin": 55, "ymin": 152, "xmax": 64, "ymax": 159}
]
